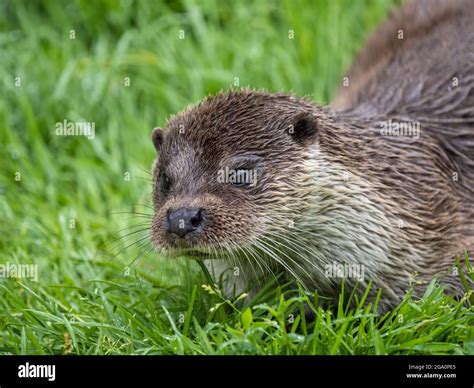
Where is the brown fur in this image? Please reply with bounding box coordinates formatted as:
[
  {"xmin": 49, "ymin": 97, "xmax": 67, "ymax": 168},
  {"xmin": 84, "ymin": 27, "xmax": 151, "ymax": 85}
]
[{"xmin": 150, "ymin": 0, "xmax": 473, "ymax": 310}]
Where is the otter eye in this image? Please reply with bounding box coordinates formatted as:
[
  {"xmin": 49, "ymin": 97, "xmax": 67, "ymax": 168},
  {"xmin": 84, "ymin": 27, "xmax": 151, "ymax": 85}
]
[
  {"xmin": 159, "ymin": 172, "xmax": 171, "ymax": 193},
  {"xmin": 224, "ymin": 156, "xmax": 262, "ymax": 188},
  {"xmin": 231, "ymin": 168, "xmax": 254, "ymax": 187}
]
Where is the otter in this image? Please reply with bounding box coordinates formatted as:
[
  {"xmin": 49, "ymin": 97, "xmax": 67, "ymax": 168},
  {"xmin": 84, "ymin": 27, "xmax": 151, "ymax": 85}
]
[{"xmin": 149, "ymin": 0, "xmax": 473, "ymax": 311}]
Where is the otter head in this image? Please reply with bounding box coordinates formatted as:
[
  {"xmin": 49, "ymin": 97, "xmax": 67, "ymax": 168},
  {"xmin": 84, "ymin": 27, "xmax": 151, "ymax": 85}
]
[{"xmin": 150, "ymin": 90, "xmax": 323, "ymax": 261}]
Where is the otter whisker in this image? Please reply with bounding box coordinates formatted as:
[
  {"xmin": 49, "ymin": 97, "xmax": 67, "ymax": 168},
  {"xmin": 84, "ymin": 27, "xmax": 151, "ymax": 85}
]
[
  {"xmin": 253, "ymin": 239, "xmax": 307, "ymax": 289},
  {"xmin": 127, "ymin": 243, "xmax": 154, "ymax": 268},
  {"xmin": 136, "ymin": 165, "xmax": 153, "ymax": 176},
  {"xmin": 134, "ymin": 203, "xmax": 154, "ymax": 211},
  {"xmin": 263, "ymin": 228, "xmax": 327, "ymax": 277},
  {"xmin": 109, "ymin": 234, "xmax": 152, "ymax": 260},
  {"xmin": 258, "ymin": 236, "xmax": 312, "ymax": 288},
  {"xmin": 111, "ymin": 211, "xmax": 153, "ymax": 218}
]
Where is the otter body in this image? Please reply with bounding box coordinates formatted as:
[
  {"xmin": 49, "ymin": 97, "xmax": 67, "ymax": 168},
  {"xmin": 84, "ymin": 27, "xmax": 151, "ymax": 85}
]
[{"xmin": 150, "ymin": 0, "xmax": 473, "ymax": 310}]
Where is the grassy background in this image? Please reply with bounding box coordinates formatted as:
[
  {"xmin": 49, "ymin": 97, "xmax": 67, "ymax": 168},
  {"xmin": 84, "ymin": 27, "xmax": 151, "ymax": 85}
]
[{"xmin": 1, "ymin": 0, "xmax": 473, "ymax": 355}]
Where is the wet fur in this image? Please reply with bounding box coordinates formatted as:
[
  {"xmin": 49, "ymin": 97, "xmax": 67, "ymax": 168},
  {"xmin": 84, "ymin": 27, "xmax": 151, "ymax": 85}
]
[{"xmin": 151, "ymin": 0, "xmax": 473, "ymax": 310}]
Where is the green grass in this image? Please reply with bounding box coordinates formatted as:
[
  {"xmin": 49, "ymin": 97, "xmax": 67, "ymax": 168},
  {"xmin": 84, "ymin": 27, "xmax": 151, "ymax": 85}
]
[{"xmin": 0, "ymin": 0, "xmax": 472, "ymax": 355}]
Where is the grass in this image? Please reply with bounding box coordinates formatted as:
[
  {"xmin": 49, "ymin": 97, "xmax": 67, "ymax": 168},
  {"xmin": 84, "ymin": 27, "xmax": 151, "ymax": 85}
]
[{"xmin": 0, "ymin": 0, "xmax": 472, "ymax": 355}]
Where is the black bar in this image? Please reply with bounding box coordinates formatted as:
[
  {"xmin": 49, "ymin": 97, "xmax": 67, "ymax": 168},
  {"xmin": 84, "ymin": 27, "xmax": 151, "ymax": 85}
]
[{"xmin": 0, "ymin": 356, "xmax": 472, "ymax": 386}]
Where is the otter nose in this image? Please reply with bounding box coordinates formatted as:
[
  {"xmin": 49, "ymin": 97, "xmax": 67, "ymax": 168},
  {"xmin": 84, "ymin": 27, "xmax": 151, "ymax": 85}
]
[{"xmin": 167, "ymin": 207, "xmax": 204, "ymax": 237}]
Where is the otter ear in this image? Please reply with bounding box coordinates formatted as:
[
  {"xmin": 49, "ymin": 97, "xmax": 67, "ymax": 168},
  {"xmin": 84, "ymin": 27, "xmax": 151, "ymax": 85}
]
[
  {"xmin": 288, "ymin": 112, "xmax": 319, "ymax": 145},
  {"xmin": 151, "ymin": 127, "xmax": 164, "ymax": 151}
]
